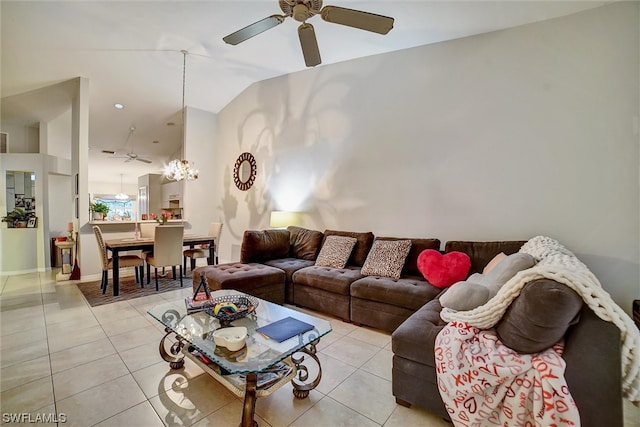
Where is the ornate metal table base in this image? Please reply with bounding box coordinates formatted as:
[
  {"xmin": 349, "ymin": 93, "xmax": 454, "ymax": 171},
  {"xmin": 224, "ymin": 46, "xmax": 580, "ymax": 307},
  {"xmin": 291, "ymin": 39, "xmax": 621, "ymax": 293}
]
[
  {"xmin": 159, "ymin": 328, "xmax": 186, "ymax": 369},
  {"xmin": 241, "ymin": 373, "xmax": 259, "ymax": 427},
  {"xmin": 291, "ymin": 342, "xmax": 322, "ymax": 399},
  {"xmin": 157, "ymin": 334, "xmax": 323, "ymax": 427}
]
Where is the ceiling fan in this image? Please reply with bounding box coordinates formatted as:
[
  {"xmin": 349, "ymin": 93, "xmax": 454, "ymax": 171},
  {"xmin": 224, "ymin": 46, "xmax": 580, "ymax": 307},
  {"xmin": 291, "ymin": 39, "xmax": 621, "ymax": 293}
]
[
  {"xmin": 101, "ymin": 126, "xmax": 152, "ymax": 164},
  {"xmin": 223, "ymin": 0, "xmax": 394, "ymax": 67}
]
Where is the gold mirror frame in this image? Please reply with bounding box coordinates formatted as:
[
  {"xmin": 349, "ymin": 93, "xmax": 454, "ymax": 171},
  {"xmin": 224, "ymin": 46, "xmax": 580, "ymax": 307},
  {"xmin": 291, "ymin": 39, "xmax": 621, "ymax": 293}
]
[{"xmin": 233, "ymin": 152, "xmax": 257, "ymax": 191}]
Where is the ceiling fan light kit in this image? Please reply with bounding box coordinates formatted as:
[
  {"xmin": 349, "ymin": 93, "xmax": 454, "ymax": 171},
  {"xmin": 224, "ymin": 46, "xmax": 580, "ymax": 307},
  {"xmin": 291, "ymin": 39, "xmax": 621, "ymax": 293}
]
[
  {"xmin": 102, "ymin": 125, "xmax": 152, "ymax": 164},
  {"xmin": 223, "ymin": 0, "xmax": 394, "ymax": 67}
]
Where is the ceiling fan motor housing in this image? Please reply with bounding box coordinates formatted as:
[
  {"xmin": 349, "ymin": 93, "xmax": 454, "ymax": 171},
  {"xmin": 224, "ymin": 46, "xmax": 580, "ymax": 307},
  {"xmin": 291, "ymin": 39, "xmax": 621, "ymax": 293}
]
[{"xmin": 280, "ymin": 0, "xmax": 322, "ymax": 21}]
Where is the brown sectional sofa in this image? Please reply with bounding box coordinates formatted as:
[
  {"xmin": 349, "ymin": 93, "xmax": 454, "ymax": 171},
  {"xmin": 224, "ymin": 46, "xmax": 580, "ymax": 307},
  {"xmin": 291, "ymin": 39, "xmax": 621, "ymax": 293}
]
[
  {"xmin": 192, "ymin": 228, "xmax": 623, "ymax": 427},
  {"xmin": 391, "ymin": 240, "xmax": 623, "ymax": 427}
]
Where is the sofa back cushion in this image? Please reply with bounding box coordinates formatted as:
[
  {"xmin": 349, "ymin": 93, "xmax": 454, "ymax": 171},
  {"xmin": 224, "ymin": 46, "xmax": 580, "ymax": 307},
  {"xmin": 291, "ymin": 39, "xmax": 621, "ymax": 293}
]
[
  {"xmin": 378, "ymin": 237, "xmax": 441, "ymax": 277},
  {"xmin": 323, "ymin": 230, "xmax": 375, "ymax": 267},
  {"xmin": 496, "ymin": 278, "xmax": 583, "ymax": 353},
  {"xmin": 240, "ymin": 229, "xmax": 290, "ymax": 263},
  {"xmin": 444, "ymin": 240, "xmax": 527, "ymax": 275},
  {"xmin": 287, "ymin": 226, "xmax": 323, "ymax": 260}
]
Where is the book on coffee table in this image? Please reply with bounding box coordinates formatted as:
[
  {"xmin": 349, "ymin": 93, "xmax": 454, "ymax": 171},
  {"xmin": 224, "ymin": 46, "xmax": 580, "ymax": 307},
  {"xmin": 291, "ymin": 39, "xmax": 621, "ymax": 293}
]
[
  {"xmin": 185, "ymin": 292, "xmax": 215, "ymax": 313},
  {"xmin": 256, "ymin": 316, "xmax": 314, "ymax": 342}
]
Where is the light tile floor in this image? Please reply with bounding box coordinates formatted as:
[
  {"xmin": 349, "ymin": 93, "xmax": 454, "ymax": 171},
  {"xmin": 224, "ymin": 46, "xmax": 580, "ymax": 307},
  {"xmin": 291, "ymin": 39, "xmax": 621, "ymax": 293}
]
[{"xmin": 0, "ymin": 271, "xmax": 638, "ymax": 427}]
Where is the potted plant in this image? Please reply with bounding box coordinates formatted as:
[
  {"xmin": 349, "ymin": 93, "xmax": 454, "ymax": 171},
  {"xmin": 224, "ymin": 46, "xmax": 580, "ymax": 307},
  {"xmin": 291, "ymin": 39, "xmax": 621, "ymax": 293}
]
[
  {"xmin": 1, "ymin": 207, "xmax": 34, "ymax": 228},
  {"xmin": 90, "ymin": 201, "xmax": 109, "ymax": 220}
]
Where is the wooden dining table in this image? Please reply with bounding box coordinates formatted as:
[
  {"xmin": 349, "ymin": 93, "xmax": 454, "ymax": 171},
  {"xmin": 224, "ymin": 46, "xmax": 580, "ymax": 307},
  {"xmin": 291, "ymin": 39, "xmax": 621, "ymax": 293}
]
[{"xmin": 104, "ymin": 234, "xmax": 215, "ymax": 296}]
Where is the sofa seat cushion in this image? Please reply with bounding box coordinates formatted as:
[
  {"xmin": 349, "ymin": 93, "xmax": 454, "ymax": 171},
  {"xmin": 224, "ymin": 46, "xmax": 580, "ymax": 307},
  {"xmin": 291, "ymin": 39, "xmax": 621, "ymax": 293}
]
[
  {"xmin": 351, "ymin": 275, "xmax": 441, "ymax": 311},
  {"xmin": 193, "ymin": 263, "xmax": 285, "ymax": 293},
  {"xmin": 293, "ymin": 265, "xmax": 363, "ymax": 295},
  {"xmin": 263, "ymin": 258, "xmax": 315, "ymax": 283},
  {"xmin": 392, "ymin": 297, "xmax": 446, "ymax": 367}
]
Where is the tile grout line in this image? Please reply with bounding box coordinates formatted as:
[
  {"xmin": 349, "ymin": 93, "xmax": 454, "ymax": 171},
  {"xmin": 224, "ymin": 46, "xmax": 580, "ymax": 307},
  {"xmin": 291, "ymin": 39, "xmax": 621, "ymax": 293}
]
[{"xmin": 37, "ymin": 272, "xmax": 61, "ymax": 423}]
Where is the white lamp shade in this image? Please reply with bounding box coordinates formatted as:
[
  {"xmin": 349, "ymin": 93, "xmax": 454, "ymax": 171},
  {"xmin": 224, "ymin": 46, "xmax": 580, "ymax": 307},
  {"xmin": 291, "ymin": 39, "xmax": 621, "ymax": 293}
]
[{"xmin": 270, "ymin": 211, "xmax": 297, "ymax": 228}]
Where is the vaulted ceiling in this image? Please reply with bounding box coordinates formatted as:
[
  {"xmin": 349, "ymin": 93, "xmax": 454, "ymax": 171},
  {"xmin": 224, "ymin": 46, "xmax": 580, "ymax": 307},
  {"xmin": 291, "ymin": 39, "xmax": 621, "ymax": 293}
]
[{"xmin": 1, "ymin": 1, "xmax": 609, "ymax": 184}]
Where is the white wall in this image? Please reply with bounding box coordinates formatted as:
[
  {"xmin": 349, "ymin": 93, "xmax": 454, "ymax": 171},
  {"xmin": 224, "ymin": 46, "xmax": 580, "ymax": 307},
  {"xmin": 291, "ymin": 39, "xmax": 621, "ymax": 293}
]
[
  {"xmin": 183, "ymin": 106, "xmax": 219, "ymax": 235},
  {"xmin": 45, "ymin": 108, "xmax": 72, "ymax": 159},
  {"xmin": 0, "ymin": 153, "xmax": 70, "ymax": 273},
  {"xmin": 1, "ymin": 122, "xmax": 39, "ymax": 154},
  {"xmin": 214, "ymin": 3, "xmax": 639, "ymax": 309}
]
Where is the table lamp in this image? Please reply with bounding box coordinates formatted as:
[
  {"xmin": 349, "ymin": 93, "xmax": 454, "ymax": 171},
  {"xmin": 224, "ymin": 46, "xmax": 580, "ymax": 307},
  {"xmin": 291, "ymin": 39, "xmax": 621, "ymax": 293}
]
[{"xmin": 270, "ymin": 211, "xmax": 298, "ymax": 229}]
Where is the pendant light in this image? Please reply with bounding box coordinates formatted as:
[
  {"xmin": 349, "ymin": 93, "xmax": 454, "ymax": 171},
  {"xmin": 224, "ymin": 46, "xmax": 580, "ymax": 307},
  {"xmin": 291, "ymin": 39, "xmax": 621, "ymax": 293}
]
[
  {"xmin": 115, "ymin": 174, "xmax": 129, "ymax": 200},
  {"xmin": 165, "ymin": 50, "xmax": 199, "ymax": 181}
]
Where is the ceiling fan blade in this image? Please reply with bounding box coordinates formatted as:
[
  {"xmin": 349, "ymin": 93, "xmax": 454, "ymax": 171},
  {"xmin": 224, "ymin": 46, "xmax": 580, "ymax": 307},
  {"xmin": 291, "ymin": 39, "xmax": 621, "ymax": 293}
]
[
  {"xmin": 298, "ymin": 23, "xmax": 321, "ymax": 67},
  {"xmin": 223, "ymin": 15, "xmax": 286, "ymax": 45},
  {"xmin": 320, "ymin": 6, "xmax": 394, "ymax": 35},
  {"xmin": 136, "ymin": 158, "xmax": 153, "ymax": 164}
]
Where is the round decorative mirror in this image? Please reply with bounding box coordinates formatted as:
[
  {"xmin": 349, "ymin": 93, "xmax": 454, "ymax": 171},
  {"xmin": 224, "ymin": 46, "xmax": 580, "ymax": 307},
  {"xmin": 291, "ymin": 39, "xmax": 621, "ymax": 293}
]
[{"xmin": 233, "ymin": 152, "xmax": 257, "ymax": 191}]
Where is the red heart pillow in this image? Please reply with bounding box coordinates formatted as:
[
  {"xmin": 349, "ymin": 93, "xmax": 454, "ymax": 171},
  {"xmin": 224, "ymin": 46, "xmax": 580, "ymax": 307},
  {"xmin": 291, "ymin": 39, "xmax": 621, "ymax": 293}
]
[{"xmin": 417, "ymin": 249, "xmax": 471, "ymax": 288}]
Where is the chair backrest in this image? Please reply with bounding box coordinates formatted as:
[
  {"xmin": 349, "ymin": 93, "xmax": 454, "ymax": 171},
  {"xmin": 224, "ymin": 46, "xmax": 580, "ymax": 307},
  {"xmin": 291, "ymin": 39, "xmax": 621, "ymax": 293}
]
[
  {"xmin": 152, "ymin": 225, "xmax": 184, "ymax": 267},
  {"xmin": 140, "ymin": 222, "xmax": 158, "ymax": 238},
  {"xmin": 92, "ymin": 225, "xmax": 109, "ymax": 270},
  {"xmin": 208, "ymin": 222, "xmax": 223, "ymax": 243}
]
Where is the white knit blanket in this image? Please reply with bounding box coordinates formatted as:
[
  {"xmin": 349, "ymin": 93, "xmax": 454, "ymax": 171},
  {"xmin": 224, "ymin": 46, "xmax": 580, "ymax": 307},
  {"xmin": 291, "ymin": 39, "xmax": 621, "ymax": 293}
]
[{"xmin": 441, "ymin": 235, "xmax": 640, "ymax": 404}]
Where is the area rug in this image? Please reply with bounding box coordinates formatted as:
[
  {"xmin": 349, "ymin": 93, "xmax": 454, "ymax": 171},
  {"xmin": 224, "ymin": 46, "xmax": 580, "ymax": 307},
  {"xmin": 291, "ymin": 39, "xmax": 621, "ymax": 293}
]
[{"xmin": 77, "ymin": 273, "xmax": 193, "ymax": 307}]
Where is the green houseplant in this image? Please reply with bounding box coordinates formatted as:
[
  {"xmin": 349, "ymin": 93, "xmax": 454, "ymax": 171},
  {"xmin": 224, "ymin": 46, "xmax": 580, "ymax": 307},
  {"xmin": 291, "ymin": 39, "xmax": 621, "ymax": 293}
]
[
  {"xmin": 91, "ymin": 201, "xmax": 109, "ymax": 220},
  {"xmin": 1, "ymin": 207, "xmax": 35, "ymax": 228}
]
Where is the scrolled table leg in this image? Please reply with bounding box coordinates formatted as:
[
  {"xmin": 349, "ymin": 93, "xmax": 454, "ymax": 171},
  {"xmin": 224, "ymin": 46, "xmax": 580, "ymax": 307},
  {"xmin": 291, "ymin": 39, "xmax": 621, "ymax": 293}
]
[
  {"xmin": 240, "ymin": 373, "xmax": 259, "ymax": 427},
  {"xmin": 290, "ymin": 341, "xmax": 322, "ymax": 399},
  {"xmin": 159, "ymin": 328, "xmax": 185, "ymax": 369}
]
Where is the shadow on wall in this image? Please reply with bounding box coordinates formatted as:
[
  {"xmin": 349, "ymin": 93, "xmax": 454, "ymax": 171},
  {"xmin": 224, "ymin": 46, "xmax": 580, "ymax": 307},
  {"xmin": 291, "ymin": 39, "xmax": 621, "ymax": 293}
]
[{"xmin": 218, "ymin": 59, "xmax": 403, "ymax": 240}]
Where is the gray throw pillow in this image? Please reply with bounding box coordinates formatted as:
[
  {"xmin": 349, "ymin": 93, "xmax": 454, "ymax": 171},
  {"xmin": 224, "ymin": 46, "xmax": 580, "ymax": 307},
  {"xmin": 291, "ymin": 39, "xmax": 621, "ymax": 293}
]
[{"xmin": 439, "ymin": 253, "xmax": 536, "ymax": 311}]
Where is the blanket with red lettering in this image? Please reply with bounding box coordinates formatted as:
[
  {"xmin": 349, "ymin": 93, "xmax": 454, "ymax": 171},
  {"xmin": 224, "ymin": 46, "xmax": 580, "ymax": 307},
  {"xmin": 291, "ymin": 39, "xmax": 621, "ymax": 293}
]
[{"xmin": 435, "ymin": 321, "xmax": 580, "ymax": 427}]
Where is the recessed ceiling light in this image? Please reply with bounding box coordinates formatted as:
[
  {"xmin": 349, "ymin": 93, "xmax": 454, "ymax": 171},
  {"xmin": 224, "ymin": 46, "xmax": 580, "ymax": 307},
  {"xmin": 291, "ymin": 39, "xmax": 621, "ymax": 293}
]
[{"xmin": 114, "ymin": 103, "xmax": 124, "ymax": 109}]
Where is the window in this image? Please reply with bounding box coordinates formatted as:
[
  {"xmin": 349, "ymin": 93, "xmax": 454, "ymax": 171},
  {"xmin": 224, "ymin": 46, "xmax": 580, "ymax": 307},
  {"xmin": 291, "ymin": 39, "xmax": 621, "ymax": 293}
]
[{"xmin": 94, "ymin": 197, "xmax": 135, "ymax": 221}]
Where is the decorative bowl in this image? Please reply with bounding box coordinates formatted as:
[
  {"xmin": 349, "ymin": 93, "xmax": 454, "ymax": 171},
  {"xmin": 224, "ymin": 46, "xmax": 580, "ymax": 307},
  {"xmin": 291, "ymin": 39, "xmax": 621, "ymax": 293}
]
[
  {"xmin": 204, "ymin": 294, "xmax": 259, "ymax": 324},
  {"xmin": 212, "ymin": 326, "xmax": 247, "ymax": 351}
]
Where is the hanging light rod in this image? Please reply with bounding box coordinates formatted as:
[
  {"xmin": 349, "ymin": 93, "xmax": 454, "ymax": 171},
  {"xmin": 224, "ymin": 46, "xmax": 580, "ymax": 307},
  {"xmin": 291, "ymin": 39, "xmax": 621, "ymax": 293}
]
[{"xmin": 165, "ymin": 50, "xmax": 198, "ymax": 182}]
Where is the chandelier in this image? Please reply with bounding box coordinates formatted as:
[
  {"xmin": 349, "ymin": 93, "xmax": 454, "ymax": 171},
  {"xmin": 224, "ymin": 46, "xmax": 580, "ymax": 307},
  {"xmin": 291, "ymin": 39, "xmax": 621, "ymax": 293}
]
[
  {"xmin": 165, "ymin": 50, "xmax": 198, "ymax": 181},
  {"xmin": 165, "ymin": 159, "xmax": 199, "ymax": 181},
  {"xmin": 115, "ymin": 174, "xmax": 129, "ymax": 200}
]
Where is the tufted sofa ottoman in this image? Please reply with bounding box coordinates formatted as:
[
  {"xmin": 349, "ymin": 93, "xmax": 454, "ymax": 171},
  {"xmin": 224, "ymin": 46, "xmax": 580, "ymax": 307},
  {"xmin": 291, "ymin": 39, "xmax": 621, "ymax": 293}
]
[{"xmin": 192, "ymin": 263, "xmax": 286, "ymax": 304}]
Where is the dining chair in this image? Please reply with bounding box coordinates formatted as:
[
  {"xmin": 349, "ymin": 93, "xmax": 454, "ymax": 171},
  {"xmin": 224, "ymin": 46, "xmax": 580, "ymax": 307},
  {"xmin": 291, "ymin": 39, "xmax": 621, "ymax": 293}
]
[
  {"xmin": 92, "ymin": 225, "xmax": 145, "ymax": 295},
  {"xmin": 139, "ymin": 222, "xmax": 158, "ymax": 238},
  {"xmin": 138, "ymin": 222, "xmax": 157, "ymax": 260},
  {"xmin": 145, "ymin": 225, "xmax": 184, "ymax": 291},
  {"xmin": 183, "ymin": 222, "xmax": 223, "ymax": 271}
]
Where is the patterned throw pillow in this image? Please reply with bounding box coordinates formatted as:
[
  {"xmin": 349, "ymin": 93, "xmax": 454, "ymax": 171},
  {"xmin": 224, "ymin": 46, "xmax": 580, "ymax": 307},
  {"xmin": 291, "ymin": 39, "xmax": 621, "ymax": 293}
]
[
  {"xmin": 361, "ymin": 239, "xmax": 412, "ymax": 280},
  {"xmin": 315, "ymin": 236, "xmax": 357, "ymax": 269}
]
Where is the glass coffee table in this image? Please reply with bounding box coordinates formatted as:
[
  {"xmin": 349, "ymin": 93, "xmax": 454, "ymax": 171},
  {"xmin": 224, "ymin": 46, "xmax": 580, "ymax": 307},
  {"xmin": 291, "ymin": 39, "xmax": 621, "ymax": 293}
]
[{"xmin": 147, "ymin": 290, "xmax": 332, "ymax": 427}]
